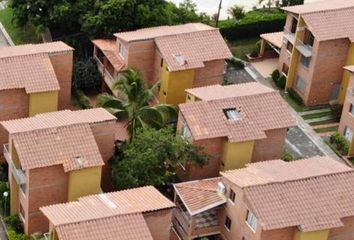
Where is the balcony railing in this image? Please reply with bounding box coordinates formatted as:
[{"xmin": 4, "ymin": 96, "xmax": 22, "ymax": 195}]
[
  {"xmin": 44, "ymin": 233, "xmax": 51, "ymax": 240},
  {"xmin": 3, "ymin": 144, "xmax": 10, "ymax": 164},
  {"xmin": 295, "ymin": 39, "xmax": 313, "ymax": 57},
  {"xmin": 11, "ymin": 162, "xmax": 26, "ymax": 185},
  {"xmin": 283, "ymin": 27, "xmax": 296, "ymax": 44}
]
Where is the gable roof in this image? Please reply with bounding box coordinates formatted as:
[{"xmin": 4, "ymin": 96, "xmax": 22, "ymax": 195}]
[
  {"xmin": 1, "ymin": 108, "xmax": 116, "ymax": 134},
  {"xmin": 92, "ymin": 39, "xmax": 125, "ymax": 71},
  {"xmin": 221, "ymin": 157, "xmax": 354, "ymax": 232},
  {"xmin": 41, "ymin": 186, "xmax": 175, "ymax": 226},
  {"xmin": 114, "ymin": 23, "xmax": 214, "ymax": 42},
  {"xmin": 282, "ymin": 0, "xmax": 354, "ymax": 15},
  {"xmin": 179, "ymin": 90, "xmax": 296, "ymax": 142},
  {"xmin": 155, "ymin": 30, "xmax": 232, "ymax": 71},
  {"xmin": 186, "ymin": 83, "xmax": 274, "ymax": 101},
  {"xmin": 174, "ymin": 178, "xmax": 226, "ymax": 216},
  {"xmin": 55, "ymin": 213, "xmax": 153, "ymax": 240},
  {"xmin": 260, "ymin": 31, "xmax": 283, "ymax": 49},
  {"xmin": 0, "ymin": 54, "xmax": 59, "ymax": 93}
]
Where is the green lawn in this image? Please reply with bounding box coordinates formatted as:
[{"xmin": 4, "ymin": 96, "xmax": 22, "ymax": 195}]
[
  {"xmin": 314, "ymin": 126, "xmax": 338, "ymax": 133},
  {"xmin": 228, "ymin": 38, "xmax": 259, "ymax": 61},
  {"xmin": 0, "ymin": 7, "xmax": 39, "ymax": 44}
]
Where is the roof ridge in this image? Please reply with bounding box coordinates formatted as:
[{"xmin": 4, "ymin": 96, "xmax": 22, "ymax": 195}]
[
  {"xmin": 178, "ymin": 184, "xmax": 217, "ymax": 193},
  {"xmin": 301, "ymin": 4, "xmax": 354, "ymax": 15},
  {"xmin": 11, "ymin": 122, "xmax": 91, "ymax": 135}
]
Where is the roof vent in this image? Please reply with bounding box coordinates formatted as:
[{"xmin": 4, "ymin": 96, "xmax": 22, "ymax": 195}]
[
  {"xmin": 74, "ymin": 156, "xmax": 85, "ymax": 168},
  {"xmin": 174, "ymin": 54, "xmax": 188, "ymax": 66},
  {"xmin": 223, "ymin": 108, "xmax": 242, "ymax": 121},
  {"xmin": 217, "ymin": 182, "xmax": 226, "ymax": 196},
  {"xmin": 99, "ymin": 194, "xmax": 118, "ymax": 209}
]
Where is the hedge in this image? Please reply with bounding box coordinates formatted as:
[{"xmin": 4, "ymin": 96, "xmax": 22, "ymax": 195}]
[{"xmin": 220, "ymin": 9, "xmax": 286, "ymax": 41}]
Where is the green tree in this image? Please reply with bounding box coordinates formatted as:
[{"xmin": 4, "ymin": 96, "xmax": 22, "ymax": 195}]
[
  {"xmin": 227, "ymin": 5, "xmax": 246, "ymax": 21},
  {"xmin": 97, "ymin": 68, "xmax": 177, "ymax": 138},
  {"xmin": 112, "ymin": 128, "xmax": 208, "ymax": 190},
  {"xmin": 73, "ymin": 57, "xmax": 102, "ymax": 92},
  {"xmin": 282, "ymin": 0, "xmax": 304, "ymax": 6}
]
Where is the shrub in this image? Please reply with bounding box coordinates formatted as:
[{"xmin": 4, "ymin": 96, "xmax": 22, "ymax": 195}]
[
  {"xmin": 276, "ymin": 75, "xmax": 286, "ymax": 89},
  {"xmin": 287, "ymin": 88, "xmax": 303, "ymax": 105},
  {"xmin": 0, "ymin": 181, "xmax": 9, "ymax": 215},
  {"xmin": 72, "ymin": 90, "xmax": 92, "ymax": 109},
  {"xmin": 7, "ymin": 229, "xmax": 27, "ymax": 240},
  {"xmin": 330, "ymin": 133, "xmax": 349, "ymax": 155},
  {"xmin": 4, "ymin": 215, "xmax": 24, "ymax": 233},
  {"xmin": 73, "ymin": 57, "xmax": 102, "ymax": 92},
  {"xmin": 329, "ymin": 100, "xmax": 343, "ymax": 122},
  {"xmin": 271, "ymin": 69, "xmax": 280, "ymax": 82},
  {"xmin": 249, "ymin": 50, "xmax": 259, "ymax": 58},
  {"xmin": 282, "ymin": 152, "xmax": 294, "ymax": 162},
  {"xmin": 226, "ymin": 58, "xmax": 245, "ymax": 69}
]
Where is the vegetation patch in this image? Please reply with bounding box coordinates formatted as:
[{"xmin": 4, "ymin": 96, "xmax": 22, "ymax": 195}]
[{"xmin": 328, "ymin": 133, "xmax": 349, "ymax": 156}]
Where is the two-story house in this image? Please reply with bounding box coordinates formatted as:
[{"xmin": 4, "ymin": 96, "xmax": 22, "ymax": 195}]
[
  {"xmin": 92, "ymin": 23, "xmax": 232, "ymax": 105},
  {"xmin": 177, "ymin": 83, "xmax": 296, "ymax": 181},
  {"xmin": 0, "ymin": 108, "xmax": 116, "ymax": 234},
  {"xmin": 265, "ymin": 0, "xmax": 354, "ymax": 105},
  {"xmin": 41, "ymin": 186, "xmax": 175, "ymax": 240},
  {"xmin": 173, "ymin": 156, "xmax": 354, "ymax": 240},
  {"xmin": 0, "ymin": 41, "xmax": 74, "ymax": 160}
]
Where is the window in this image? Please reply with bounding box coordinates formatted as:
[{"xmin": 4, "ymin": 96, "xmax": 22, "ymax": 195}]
[
  {"xmin": 182, "ymin": 125, "xmax": 192, "ymax": 140},
  {"xmin": 246, "ymin": 210, "xmax": 258, "ymax": 231},
  {"xmin": 300, "ymin": 55, "xmax": 311, "ymax": 68},
  {"xmin": 160, "ymin": 58, "xmax": 164, "ymax": 67},
  {"xmin": 295, "ymin": 76, "xmax": 306, "ymax": 93},
  {"xmin": 224, "ymin": 216, "xmax": 232, "ymax": 231},
  {"xmin": 282, "ymin": 64, "xmax": 289, "ymax": 75},
  {"xmin": 291, "ymin": 17, "xmax": 298, "ymax": 34},
  {"xmin": 349, "ymin": 103, "xmax": 354, "ymax": 115},
  {"xmin": 223, "ymin": 108, "xmax": 242, "ymax": 121},
  {"xmin": 286, "ymin": 41, "xmax": 293, "ymax": 52},
  {"xmin": 229, "ymin": 189, "xmax": 236, "ymax": 203},
  {"xmin": 344, "ymin": 126, "xmax": 353, "ymax": 142},
  {"xmin": 304, "ymin": 29, "xmax": 315, "ymax": 47},
  {"xmin": 119, "ymin": 44, "xmax": 127, "ymax": 59}
]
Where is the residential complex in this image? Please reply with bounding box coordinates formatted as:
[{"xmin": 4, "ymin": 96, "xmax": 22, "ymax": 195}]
[
  {"xmin": 41, "ymin": 186, "xmax": 175, "ymax": 240},
  {"xmin": 0, "ymin": 108, "xmax": 116, "ymax": 234},
  {"xmin": 173, "ymin": 156, "xmax": 354, "ymax": 240},
  {"xmin": 92, "ymin": 23, "xmax": 232, "ymax": 105},
  {"xmin": 262, "ymin": 0, "xmax": 354, "ymax": 105},
  {"xmin": 0, "ymin": 42, "xmax": 74, "ymax": 160},
  {"xmin": 177, "ymin": 83, "xmax": 296, "ymax": 180}
]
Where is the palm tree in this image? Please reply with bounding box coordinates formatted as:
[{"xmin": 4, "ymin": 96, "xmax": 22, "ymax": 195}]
[{"xmin": 97, "ymin": 68, "xmax": 177, "ymax": 139}]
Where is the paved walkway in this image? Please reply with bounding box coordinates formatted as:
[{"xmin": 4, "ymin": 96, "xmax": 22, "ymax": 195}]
[{"xmin": 250, "ymin": 58, "xmax": 278, "ymax": 79}]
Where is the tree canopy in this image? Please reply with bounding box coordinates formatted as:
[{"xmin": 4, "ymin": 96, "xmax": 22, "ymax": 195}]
[{"xmin": 112, "ymin": 128, "xmax": 208, "ymax": 190}]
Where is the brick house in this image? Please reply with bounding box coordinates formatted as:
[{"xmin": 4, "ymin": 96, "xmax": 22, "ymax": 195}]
[
  {"xmin": 0, "ymin": 42, "xmax": 74, "ymax": 160},
  {"xmin": 173, "ymin": 156, "xmax": 354, "ymax": 240},
  {"xmin": 41, "ymin": 186, "xmax": 175, "ymax": 240},
  {"xmin": 92, "ymin": 23, "xmax": 232, "ymax": 105},
  {"xmin": 261, "ymin": 0, "xmax": 354, "ymax": 106},
  {"xmin": 0, "ymin": 108, "xmax": 117, "ymax": 234},
  {"xmin": 177, "ymin": 83, "xmax": 296, "ymax": 181}
]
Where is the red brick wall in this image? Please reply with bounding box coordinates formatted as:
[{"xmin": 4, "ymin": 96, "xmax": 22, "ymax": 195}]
[
  {"xmin": 193, "ymin": 60, "xmax": 225, "ymax": 87},
  {"xmin": 252, "ymin": 128, "xmax": 288, "ymax": 162},
  {"xmin": 49, "ymin": 52, "xmax": 73, "ymax": 110},
  {"xmin": 26, "ymin": 165, "xmax": 68, "ymax": 234},
  {"xmin": 144, "ymin": 209, "xmax": 173, "ymax": 240},
  {"xmin": 329, "ymin": 216, "xmax": 354, "ymax": 239}
]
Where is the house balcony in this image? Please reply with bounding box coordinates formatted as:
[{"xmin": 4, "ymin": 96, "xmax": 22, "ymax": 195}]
[
  {"xmin": 173, "ymin": 208, "xmax": 191, "ymax": 240},
  {"xmin": 3, "ymin": 144, "xmax": 10, "ymax": 164},
  {"xmin": 295, "ymin": 39, "xmax": 313, "ymax": 57},
  {"xmin": 10, "ymin": 162, "xmax": 26, "ymax": 185},
  {"xmin": 283, "ymin": 28, "xmax": 296, "ymax": 45},
  {"xmin": 94, "ymin": 55, "xmax": 116, "ymax": 89}
]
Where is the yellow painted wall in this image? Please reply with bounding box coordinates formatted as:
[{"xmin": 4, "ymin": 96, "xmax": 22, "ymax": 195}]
[
  {"xmin": 67, "ymin": 167, "xmax": 102, "ymax": 201},
  {"xmin": 222, "ymin": 140, "xmax": 255, "ymax": 170},
  {"xmin": 10, "ymin": 142, "xmax": 21, "ymax": 215},
  {"xmin": 29, "ymin": 91, "xmax": 58, "ymax": 117},
  {"xmin": 295, "ymin": 230, "xmax": 329, "ymax": 240},
  {"xmin": 338, "ymin": 43, "xmax": 354, "ymax": 104},
  {"xmin": 159, "ymin": 61, "xmax": 195, "ymax": 105},
  {"xmin": 286, "ymin": 17, "xmax": 306, "ymax": 89}
]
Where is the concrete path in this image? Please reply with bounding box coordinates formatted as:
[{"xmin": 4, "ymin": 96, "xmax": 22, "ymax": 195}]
[
  {"xmin": 299, "ymin": 108, "xmax": 331, "ymax": 116},
  {"xmin": 305, "ymin": 115, "xmax": 335, "ymax": 124}
]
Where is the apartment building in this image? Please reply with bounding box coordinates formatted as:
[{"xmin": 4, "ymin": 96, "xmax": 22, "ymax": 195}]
[
  {"xmin": 177, "ymin": 83, "xmax": 296, "ymax": 181},
  {"xmin": 173, "ymin": 156, "xmax": 354, "ymax": 240},
  {"xmin": 266, "ymin": 0, "xmax": 354, "ymax": 105},
  {"xmin": 92, "ymin": 23, "xmax": 232, "ymax": 105},
  {"xmin": 41, "ymin": 186, "xmax": 175, "ymax": 240},
  {"xmin": 0, "ymin": 42, "xmax": 74, "ymax": 160},
  {"xmin": 0, "ymin": 108, "xmax": 116, "ymax": 234}
]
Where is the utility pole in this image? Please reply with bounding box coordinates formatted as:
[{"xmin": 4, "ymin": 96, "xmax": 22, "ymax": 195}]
[{"xmin": 216, "ymin": 0, "xmax": 223, "ymax": 27}]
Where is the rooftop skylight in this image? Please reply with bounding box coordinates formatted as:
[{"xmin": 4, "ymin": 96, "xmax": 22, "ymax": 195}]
[{"xmin": 223, "ymin": 108, "xmax": 242, "ymax": 121}]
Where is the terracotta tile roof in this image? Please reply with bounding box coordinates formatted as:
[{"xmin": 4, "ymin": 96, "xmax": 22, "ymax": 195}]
[
  {"xmin": 282, "ymin": 0, "xmax": 354, "ymax": 14},
  {"xmin": 244, "ymin": 171, "xmax": 354, "ymax": 231},
  {"xmin": 155, "ymin": 30, "xmax": 232, "ymax": 71},
  {"xmin": 41, "ymin": 186, "xmax": 175, "ymax": 226},
  {"xmin": 301, "ymin": 7, "xmax": 354, "ymax": 42},
  {"xmin": 55, "ymin": 213, "xmax": 153, "ymax": 240},
  {"xmin": 92, "ymin": 39, "xmax": 125, "ymax": 71},
  {"xmin": 0, "ymin": 53, "xmax": 60, "ymax": 93},
  {"xmin": 221, "ymin": 156, "xmax": 352, "ymax": 188},
  {"xmin": 344, "ymin": 65, "xmax": 354, "ymax": 73},
  {"xmin": 174, "ymin": 178, "xmax": 226, "ymax": 215},
  {"xmin": 179, "ymin": 91, "xmax": 296, "ymax": 142},
  {"xmin": 114, "ymin": 23, "xmax": 214, "ymax": 42},
  {"xmin": 1, "ymin": 108, "xmax": 116, "ymax": 134},
  {"xmin": 0, "ymin": 41, "xmax": 73, "ymax": 58},
  {"xmin": 186, "ymin": 83, "xmax": 274, "ymax": 101},
  {"xmin": 260, "ymin": 31, "xmax": 283, "ymax": 49}
]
